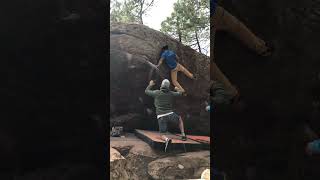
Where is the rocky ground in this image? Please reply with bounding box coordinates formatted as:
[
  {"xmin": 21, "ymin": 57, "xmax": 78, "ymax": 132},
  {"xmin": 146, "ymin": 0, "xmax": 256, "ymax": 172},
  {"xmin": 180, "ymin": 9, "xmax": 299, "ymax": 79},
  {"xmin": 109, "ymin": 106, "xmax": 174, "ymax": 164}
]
[{"xmin": 110, "ymin": 133, "xmax": 210, "ymax": 180}]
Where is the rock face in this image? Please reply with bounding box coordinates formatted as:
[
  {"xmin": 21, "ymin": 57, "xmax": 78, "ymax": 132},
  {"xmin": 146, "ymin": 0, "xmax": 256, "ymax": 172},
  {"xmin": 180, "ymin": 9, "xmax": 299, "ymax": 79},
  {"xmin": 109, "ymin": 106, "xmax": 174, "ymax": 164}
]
[
  {"xmin": 214, "ymin": 0, "xmax": 320, "ymax": 179},
  {"xmin": 110, "ymin": 23, "xmax": 211, "ymax": 135}
]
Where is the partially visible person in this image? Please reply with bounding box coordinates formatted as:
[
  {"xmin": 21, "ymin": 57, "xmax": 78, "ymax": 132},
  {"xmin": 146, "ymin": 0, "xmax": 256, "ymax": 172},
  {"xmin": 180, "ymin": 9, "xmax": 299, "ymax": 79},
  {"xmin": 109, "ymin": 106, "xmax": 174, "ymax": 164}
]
[
  {"xmin": 306, "ymin": 139, "xmax": 320, "ymax": 156},
  {"xmin": 157, "ymin": 45, "xmax": 197, "ymax": 94},
  {"xmin": 211, "ymin": 1, "xmax": 274, "ymax": 101},
  {"xmin": 211, "ymin": 80, "xmax": 235, "ymax": 105},
  {"xmin": 206, "ymin": 80, "xmax": 232, "ymax": 112},
  {"xmin": 212, "ymin": 5, "xmax": 273, "ymax": 57},
  {"xmin": 305, "ymin": 104, "xmax": 320, "ymax": 156},
  {"xmin": 145, "ymin": 79, "xmax": 187, "ymax": 152}
]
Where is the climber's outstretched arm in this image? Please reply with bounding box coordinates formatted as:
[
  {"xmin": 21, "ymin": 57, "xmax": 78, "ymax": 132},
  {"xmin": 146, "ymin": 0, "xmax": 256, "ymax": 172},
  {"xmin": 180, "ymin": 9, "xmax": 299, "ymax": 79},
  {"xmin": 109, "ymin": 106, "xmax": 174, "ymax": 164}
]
[
  {"xmin": 157, "ymin": 58, "xmax": 164, "ymax": 67},
  {"xmin": 145, "ymin": 80, "xmax": 158, "ymax": 97},
  {"xmin": 175, "ymin": 55, "xmax": 180, "ymax": 61}
]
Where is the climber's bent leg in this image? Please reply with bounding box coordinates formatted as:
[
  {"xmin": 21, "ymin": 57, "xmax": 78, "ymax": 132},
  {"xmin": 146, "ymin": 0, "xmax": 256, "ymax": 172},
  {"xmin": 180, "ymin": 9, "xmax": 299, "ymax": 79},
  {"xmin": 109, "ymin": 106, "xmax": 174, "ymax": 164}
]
[
  {"xmin": 158, "ymin": 116, "xmax": 172, "ymax": 152},
  {"xmin": 171, "ymin": 68, "xmax": 185, "ymax": 93},
  {"xmin": 214, "ymin": 6, "xmax": 269, "ymax": 55},
  {"xmin": 178, "ymin": 116, "xmax": 187, "ymax": 141},
  {"xmin": 178, "ymin": 115, "xmax": 185, "ymax": 136},
  {"xmin": 176, "ymin": 63, "xmax": 195, "ymax": 79},
  {"xmin": 211, "ymin": 61, "xmax": 238, "ymax": 97},
  {"xmin": 158, "ymin": 116, "xmax": 169, "ymax": 141}
]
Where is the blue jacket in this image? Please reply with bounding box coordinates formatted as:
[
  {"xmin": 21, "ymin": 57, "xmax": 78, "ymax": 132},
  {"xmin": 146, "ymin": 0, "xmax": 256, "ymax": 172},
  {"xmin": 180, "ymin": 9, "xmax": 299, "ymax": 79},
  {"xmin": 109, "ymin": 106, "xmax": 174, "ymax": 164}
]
[{"xmin": 161, "ymin": 50, "xmax": 178, "ymax": 70}]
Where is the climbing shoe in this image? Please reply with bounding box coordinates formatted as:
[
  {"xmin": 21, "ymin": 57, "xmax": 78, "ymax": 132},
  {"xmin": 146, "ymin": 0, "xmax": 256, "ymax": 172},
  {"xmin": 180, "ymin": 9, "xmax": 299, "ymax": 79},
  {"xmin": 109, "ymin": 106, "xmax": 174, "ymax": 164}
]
[
  {"xmin": 259, "ymin": 41, "xmax": 274, "ymax": 57},
  {"xmin": 192, "ymin": 74, "xmax": 198, "ymax": 80},
  {"xmin": 181, "ymin": 135, "xmax": 187, "ymax": 141},
  {"xmin": 164, "ymin": 138, "xmax": 172, "ymax": 152}
]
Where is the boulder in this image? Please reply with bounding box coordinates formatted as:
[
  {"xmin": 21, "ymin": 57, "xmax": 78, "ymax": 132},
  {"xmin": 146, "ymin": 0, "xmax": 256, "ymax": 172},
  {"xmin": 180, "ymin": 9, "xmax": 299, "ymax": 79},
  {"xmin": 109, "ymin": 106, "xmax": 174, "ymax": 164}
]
[{"xmin": 110, "ymin": 23, "xmax": 210, "ymax": 135}]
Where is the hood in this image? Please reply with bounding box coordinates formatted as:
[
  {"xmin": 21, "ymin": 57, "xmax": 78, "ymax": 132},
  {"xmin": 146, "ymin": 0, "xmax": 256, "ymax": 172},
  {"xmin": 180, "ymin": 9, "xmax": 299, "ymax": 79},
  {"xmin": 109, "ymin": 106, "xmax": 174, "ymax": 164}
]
[{"xmin": 160, "ymin": 87, "xmax": 170, "ymax": 93}]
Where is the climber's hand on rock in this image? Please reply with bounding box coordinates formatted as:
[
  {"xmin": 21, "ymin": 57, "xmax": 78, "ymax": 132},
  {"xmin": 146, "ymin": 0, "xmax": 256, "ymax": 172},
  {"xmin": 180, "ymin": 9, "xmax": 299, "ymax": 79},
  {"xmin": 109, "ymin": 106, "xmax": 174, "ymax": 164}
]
[{"xmin": 149, "ymin": 80, "xmax": 155, "ymax": 86}]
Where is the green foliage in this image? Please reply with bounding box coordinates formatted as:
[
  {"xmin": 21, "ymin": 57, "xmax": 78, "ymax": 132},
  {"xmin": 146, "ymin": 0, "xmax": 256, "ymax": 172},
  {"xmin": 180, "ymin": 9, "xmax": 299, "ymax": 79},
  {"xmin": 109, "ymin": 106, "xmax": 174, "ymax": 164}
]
[
  {"xmin": 110, "ymin": 0, "xmax": 139, "ymax": 23},
  {"xmin": 110, "ymin": 0, "xmax": 155, "ymax": 24},
  {"xmin": 160, "ymin": 0, "xmax": 210, "ymax": 54}
]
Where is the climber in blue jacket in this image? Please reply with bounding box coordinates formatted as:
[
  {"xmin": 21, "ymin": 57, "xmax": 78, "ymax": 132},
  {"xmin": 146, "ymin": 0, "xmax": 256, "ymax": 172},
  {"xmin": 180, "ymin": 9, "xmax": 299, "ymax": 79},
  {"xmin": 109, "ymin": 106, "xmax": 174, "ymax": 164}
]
[{"xmin": 157, "ymin": 45, "xmax": 197, "ymax": 94}]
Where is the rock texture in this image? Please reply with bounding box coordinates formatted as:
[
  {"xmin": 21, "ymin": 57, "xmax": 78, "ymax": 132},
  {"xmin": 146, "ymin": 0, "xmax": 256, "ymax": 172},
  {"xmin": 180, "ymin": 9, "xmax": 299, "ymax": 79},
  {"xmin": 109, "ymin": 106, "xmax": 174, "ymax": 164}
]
[
  {"xmin": 110, "ymin": 134, "xmax": 210, "ymax": 180},
  {"xmin": 110, "ymin": 23, "xmax": 210, "ymax": 135},
  {"xmin": 148, "ymin": 151, "xmax": 210, "ymax": 180},
  {"xmin": 110, "ymin": 134, "xmax": 158, "ymax": 180},
  {"xmin": 214, "ymin": 0, "xmax": 320, "ymax": 179}
]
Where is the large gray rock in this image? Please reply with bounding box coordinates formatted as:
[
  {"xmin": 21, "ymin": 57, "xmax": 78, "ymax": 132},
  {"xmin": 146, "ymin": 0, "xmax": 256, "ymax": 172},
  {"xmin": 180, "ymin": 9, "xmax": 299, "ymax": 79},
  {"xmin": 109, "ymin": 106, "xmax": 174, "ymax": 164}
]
[{"xmin": 110, "ymin": 23, "xmax": 210, "ymax": 135}]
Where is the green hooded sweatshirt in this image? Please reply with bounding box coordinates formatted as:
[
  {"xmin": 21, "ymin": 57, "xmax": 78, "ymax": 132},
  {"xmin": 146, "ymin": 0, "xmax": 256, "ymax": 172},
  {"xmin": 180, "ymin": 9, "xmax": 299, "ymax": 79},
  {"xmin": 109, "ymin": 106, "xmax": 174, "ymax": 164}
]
[
  {"xmin": 145, "ymin": 85, "xmax": 182, "ymax": 115},
  {"xmin": 211, "ymin": 81, "xmax": 233, "ymax": 105}
]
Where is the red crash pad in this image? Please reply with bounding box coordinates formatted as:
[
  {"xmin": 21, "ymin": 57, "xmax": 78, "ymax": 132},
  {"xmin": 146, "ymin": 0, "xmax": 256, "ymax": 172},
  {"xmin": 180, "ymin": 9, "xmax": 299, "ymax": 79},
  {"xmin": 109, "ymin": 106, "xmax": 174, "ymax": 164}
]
[
  {"xmin": 134, "ymin": 129, "xmax": 210, "ymax": 151},
  {"xmin": 176, "ymin": 134, "xmax": 210, "ymax": 144}
]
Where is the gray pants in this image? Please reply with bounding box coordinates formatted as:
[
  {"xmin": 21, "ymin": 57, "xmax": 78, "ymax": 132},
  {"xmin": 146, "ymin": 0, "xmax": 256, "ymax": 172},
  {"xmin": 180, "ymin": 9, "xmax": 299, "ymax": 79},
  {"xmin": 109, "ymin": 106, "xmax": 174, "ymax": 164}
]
[{"xmin": 158, "ymin": 113, "xmax": 180, "ymax": 133}]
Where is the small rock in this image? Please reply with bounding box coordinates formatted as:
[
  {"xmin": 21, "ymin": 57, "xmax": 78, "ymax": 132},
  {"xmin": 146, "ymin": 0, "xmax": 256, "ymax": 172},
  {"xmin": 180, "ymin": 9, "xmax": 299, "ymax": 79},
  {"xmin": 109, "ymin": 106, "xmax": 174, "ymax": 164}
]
[
  {"xmin": 178, "ymin": 164, "xmax": 184, "ymax": 169},
  {"xmin": 201, "ymin": 169, "xmax": 210, "ymax": 180}
]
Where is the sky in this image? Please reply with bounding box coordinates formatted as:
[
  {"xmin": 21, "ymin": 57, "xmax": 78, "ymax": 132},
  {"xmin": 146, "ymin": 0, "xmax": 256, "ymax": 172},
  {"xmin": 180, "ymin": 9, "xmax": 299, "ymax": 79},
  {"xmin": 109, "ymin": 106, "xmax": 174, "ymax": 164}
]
[
  {"xmin": 143, "ymin": 0, "xmax": 210, "ymax": 56},
  {"xmin": 113, "ymin": 0, "xmax": 210, "ymax": 56},
  {"xmin": 143, "ymin": 0, "xmax": 177, "ymax": 31}
]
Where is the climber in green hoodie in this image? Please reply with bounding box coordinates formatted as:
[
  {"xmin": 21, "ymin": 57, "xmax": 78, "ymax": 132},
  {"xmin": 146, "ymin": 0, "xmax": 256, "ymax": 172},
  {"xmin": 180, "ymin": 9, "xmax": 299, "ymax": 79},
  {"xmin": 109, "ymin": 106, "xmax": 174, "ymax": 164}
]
[{"xmin": 145, "ymin": 79, "xmax": 187, "ymax": 152}]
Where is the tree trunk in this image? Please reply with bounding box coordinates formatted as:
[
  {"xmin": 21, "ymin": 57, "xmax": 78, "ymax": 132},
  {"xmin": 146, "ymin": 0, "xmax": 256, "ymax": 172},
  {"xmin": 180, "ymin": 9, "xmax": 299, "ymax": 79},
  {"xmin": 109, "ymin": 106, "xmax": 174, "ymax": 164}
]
[
  {"xmin": 176, "ymin": 15, "xmax": 182, "ymax": 42},
  {"xmin": 139, "ymin": 0, "xmax": 144, "ymax": 24},
  {"xmin": 195, "ymin": 30, "xmax": 201, "ymax": 53}
]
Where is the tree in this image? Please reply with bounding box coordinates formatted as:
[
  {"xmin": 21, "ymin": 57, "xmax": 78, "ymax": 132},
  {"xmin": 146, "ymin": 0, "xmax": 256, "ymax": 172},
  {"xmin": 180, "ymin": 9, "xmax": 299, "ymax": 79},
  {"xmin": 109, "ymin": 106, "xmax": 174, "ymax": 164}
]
[
  {"xmin": 135, "ymin": 0, "xmax": 155, "ymax": 24},
  {"xmin": 160, "ymin": 0, "xmax": 210, "ymax": 55},
  {"xmin": 110, "ymin": 0, "xmax": 155, "ymax": 24},
  {"xmin": 110, "ymin": 0, "xmax": 139, "ymax": 23}
]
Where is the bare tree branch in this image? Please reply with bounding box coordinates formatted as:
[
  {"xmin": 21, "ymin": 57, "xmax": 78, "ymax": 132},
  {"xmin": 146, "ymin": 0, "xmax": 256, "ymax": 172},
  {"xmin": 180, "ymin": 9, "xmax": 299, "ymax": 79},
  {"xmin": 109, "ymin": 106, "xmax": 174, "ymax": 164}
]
[{"xmin": 142, "ymin": 0, "xmax": 155, "ymax": 13}]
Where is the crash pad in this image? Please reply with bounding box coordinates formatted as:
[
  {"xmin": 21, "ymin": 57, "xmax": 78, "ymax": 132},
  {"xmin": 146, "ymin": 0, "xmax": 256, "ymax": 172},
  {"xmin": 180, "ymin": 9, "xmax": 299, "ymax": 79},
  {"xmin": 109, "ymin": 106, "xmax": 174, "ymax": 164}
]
[
  {"xmin": 134, "ymin": 129, "xmax": 210, "ymax": 151},
  {"xmin": 176, "ymin": 134, "xmax": 210, "ymax": 144}
]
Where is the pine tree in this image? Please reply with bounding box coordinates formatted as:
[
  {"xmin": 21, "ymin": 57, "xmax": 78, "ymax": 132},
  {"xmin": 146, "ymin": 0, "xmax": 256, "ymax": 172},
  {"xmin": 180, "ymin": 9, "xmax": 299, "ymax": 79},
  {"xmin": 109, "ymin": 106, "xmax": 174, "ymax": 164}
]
[{"xmin": 160, "ymin": 0, "xmax": 210, "ymax": 55}]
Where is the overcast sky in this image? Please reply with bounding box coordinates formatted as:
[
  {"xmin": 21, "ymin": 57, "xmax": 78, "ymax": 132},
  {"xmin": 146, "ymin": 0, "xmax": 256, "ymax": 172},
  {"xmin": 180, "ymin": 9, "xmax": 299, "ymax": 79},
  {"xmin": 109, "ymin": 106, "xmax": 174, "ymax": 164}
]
[
  {"xmin": 143, "ymin": 0, "xmax": 177, "ymax": 30},
  {"xmin": 113, "ymin": 0, "xmax": 210, "ymax": 56}
]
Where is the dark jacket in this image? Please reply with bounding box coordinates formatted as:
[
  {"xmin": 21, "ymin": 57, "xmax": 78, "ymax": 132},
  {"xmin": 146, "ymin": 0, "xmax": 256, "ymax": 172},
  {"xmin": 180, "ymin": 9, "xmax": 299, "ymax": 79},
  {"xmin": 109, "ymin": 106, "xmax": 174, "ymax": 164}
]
[
  {"xmin": 145, "ymin": 85, "xmax": 182, "ymax": 115},
  {"xmin": 211, "ymin": 81, "xmax": 232, "ymax": 105}
]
